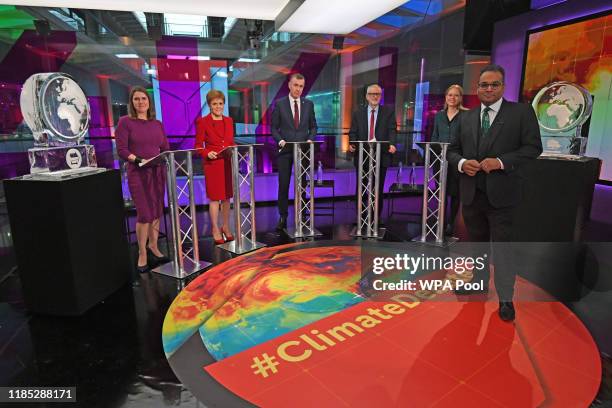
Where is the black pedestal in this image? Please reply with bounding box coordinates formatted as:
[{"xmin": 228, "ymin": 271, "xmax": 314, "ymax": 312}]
[
  {"xmin": 512, "ymin": 156, "xmax": 601, "ymax": 301},
  {"xmin": 514, "ymin": 156, "xmax": 600, "ymax": 242},
  {"xmin": 4, "ymin": 169, "xmax": 131, "ymax": 315}
]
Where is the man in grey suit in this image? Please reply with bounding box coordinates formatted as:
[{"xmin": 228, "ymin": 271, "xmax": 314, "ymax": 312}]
[
  {"xmin": 271, "ymin": 73, "xmax": 317, "ymax": 231},
  {"xmin": 447, "ymin": 64, "xmax": 542, "ymax": 322}
]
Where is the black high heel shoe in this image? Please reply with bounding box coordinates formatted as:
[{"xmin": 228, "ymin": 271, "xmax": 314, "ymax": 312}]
[
  {"xmin": 147, "ymin": 248, "xmax": 170, "ymax": 267},
  {"xmin": 136, "ymin": 263, "xmax": 150, "ymax": 274}
]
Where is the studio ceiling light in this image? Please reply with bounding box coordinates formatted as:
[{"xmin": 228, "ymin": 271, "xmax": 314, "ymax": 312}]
[
  {"xmin": 6, "ymin": 0, "xmax": 291, "ymax": 20},
  {"xmin": 276, "ymin": 0, "xmax": 408, "ymax": 34}
]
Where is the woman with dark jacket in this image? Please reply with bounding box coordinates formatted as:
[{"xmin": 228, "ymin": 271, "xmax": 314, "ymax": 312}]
[{"xmin": 431, "ymin": 84, "xmax": 468, "ymax": 235}]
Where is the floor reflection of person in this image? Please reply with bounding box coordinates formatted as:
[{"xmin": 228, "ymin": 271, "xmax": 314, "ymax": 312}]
[
  {"xmin": 395, "ymin": 302, "xmax": 536, "ymax": 406},
  {"xmin": 116, "ymin": 86, "xmax": 170, "ymax": 273},
  {"xmin": 431, "ymin": 84, "xmax": 468, "ymax": 236},
  {"xmin": 195, "ymin": 90, "xmax": 235, "ymax": 245}
]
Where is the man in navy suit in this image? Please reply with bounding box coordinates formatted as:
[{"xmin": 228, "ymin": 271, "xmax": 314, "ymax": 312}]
[
  {"xmin": 271, "ymin": 73, "xmax": 318, "ymax": 230},
  {"xmin": 447, "ymin": 64, "xmax": 542, "ymax": 322},
  {"xmin": 348, "ymin": 84, "xmax": 397, "ymax": 222}
]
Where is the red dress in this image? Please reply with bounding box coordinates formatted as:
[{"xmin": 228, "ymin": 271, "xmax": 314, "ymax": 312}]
[{"xmin": 195, "ymin": 114, "xmax": 234, "ymax": 200}]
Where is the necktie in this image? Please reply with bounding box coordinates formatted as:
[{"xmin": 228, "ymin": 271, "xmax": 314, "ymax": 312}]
[
  {"xmin": 293, "ymin": 99, "xmax": 299, "ymax": 129},
  {"xmin": 481, "ymin": 107, "xmax": 491, "ymax": 135},
  {"xmin": 369, "ymin": 109, "xmax": 375, "ymax": 141}
]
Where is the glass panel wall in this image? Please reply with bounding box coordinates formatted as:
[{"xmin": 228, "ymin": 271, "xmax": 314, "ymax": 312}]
[{"xmin": 0, "ymin": 1, "xmax": 467, "ymax": 181}]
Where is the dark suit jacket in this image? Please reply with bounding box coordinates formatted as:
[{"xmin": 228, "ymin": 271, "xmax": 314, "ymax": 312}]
[
  {"xmin": 271, "ymin": 96, "xmax": 317, "ymax": 155},
  {"xmin": 348, "ymin": 105, "xmax": 397, "ymax": 166},
  {"xmin": 447, "ymin": 99, "xmax": 543, "ymax": 208}
]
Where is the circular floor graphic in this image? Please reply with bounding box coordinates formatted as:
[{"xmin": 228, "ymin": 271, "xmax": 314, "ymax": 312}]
[{"xmin": 162, "ymin": 241, "xmax": 601, "ymax": 407}]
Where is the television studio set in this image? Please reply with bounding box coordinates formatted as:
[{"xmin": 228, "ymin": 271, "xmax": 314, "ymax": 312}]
[{"xmin": 0, "ymin": 0, "xmax": 610, "ymax": 406}]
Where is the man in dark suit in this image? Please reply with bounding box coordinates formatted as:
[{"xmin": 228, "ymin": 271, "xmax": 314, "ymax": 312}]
[
  {"xmin": 348, "ymin": 84, "xmax": 397, "ymax": 222},
  {"xmin": 271, "ymin": 73, "xmax": 317, "ymax": 231},
  {"xmin": 447, "ymin": 64, "xmax": 542, "ymax": 322}
]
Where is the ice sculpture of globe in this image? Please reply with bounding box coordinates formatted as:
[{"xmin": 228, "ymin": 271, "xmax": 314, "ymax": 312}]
[
  {"xmin": 20, "ymin": 73, "xmax": 98, "ymax": 174},
  {"xmin": 42, "ymin": 76, "xmax": 89, "ymax": 142},
  {"xmin": 532, "ymin": 81, "xmax": 592, "ymax": 134},
  {"xmin": 21, "ymin": 73, "xmax": 90, "ymax": 146}
]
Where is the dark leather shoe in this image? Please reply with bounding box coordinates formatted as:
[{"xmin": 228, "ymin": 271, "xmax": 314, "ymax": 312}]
[
  {"xmin": 499, "ymin": 301, "xmax": 515, "ymax": 322},
  {"xmin": 276, "ymin": 217, "xmax": 287, "ymax": 231}
]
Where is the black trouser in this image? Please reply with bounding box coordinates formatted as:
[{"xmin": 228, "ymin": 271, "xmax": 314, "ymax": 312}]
[
  {"xmin": 277, "ymin": 149, "xmax": 309, "ymax": 218},
  {"xmin": 433, "ymin": 152, "xmax": 460, "ymax": 229},
  {"xmin": 354, "ymin": 163, "xmax": 387, "ymax": 219},
  {"xmin": 461, "ymin": 190, "xmax": 516, "ymax": 301},
  {"xmin": 445, "ymin": 170, "xmax": 460, "ymax": 230}
]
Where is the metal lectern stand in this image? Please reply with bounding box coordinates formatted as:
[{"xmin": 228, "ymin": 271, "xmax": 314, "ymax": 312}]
[
  {"xmin": 413, "ymin": 142, "xmax": 456, "ymax": 246},
  {"xmin": 351, "ymin": 140, "xmax": 389, "ymax": 239},
  {"xmin": 142, "ymin": 149, "xmax": 211, "ymax": 278},
  {"xmin": 285, "ymin": 141, "xmax": 323, "ymax": 238},
  {"xmin": 218, "ymin": 144, "xmax": 266, "ymax": 255}
]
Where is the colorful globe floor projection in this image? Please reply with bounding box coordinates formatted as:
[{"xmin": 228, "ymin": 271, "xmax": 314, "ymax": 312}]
[{"xmin": 162, "ymin": 241, "xmax": 601, "ymax": 407}]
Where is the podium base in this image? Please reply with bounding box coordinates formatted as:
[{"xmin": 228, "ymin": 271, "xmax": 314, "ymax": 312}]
[
  {"xmin": 350, "ymin": 226, "xmax": 386, "ymax": 239},
  {"xmin": 29, "ymin": 144, "xmax": 98, "ymax": 174},
  {"xmin": 152, "ymin": 257, "xmax": 210, "ymax": 279},
  {"xmin": 218, "ymin": 237, "xmax": 266, "ymax": 255},
  {"xmin": 286, "ymin": 226, "xmax": 323, "ymax": 238},
  {"xmin": 410, "ymin": 235, "xmax": 459, "ymax": 247}
]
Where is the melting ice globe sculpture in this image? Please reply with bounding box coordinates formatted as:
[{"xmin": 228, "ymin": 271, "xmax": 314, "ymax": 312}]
[
  {"xmin": 20, "ymin": 72, "xmax": 98, "ymax": 174},
  {"xmin": 531, "ymin": 81, "xmax": 593, "ymax": 156}
]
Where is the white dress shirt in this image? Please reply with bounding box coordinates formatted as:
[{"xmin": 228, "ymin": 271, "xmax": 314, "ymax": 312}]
[
  {"xmin": 289, "ymin": 96, "xmax": 300, "ymax": 123},
  {"xmin": 279, "ymin": 96, "xmax": 302, "ymax": 147},
  {"xmin": 458, "ymin": 98, "xmax": 505, "ymax": 173},
  {"xmin": 480, "ymin": 97, "xmax": 503, "ymax": 128},
  {"xmin": 367, "ymin": 105, "xmax": 379, "ymax": 141}
]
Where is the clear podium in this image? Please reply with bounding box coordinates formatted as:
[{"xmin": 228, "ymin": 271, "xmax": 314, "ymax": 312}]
[
  {"xmin": 413, "ymin": 142, "xmax": 453, "ymax": 245},
  {"xmin": 284, "ymin": 141, "xmax": 322, "ymax": 238},
  {"xmin": 217, "ymin": 144, "xmax": 266, "ymax": 255},
  {"xmin": 351, "ymin": 140, "xmax": 388, "ymax": 239},
  {"xmin": 141, "ymin": 149, "xmax": 211, "ymax": 278}
]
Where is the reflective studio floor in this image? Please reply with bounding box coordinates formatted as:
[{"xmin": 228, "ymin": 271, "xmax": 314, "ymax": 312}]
[{"xmin": 1, "ymin": 189, "xmax": 612, "ymax": 408}]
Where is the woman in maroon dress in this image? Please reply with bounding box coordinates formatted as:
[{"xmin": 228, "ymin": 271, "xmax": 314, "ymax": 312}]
[
  {"xmin": 116, "ymin": 87, "xmax": 170, "ymax": 272},
  {"xmin": 195, "ymin": 90, "xmax": 235, "ymax": 244}
]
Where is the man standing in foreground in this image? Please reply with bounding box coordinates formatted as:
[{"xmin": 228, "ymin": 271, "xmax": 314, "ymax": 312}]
[
  {"xmin": 447, "ymin": 64, "xmax": 542, "ymax": 321},
  {"xmin": 271, "ymin": 73, "xmax": 317, "ymax": 231}
]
